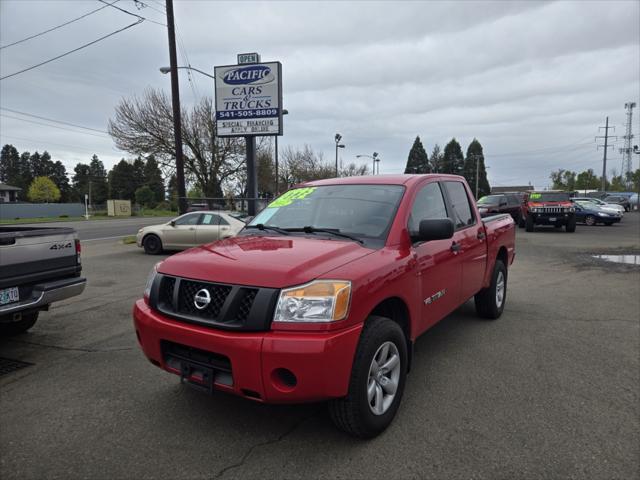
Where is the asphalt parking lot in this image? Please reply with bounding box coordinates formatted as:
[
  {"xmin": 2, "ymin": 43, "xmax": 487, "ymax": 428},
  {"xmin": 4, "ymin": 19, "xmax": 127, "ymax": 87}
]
[{"xmin": 1, "ymin": 214, "xmax": 639, "ymax": 479}]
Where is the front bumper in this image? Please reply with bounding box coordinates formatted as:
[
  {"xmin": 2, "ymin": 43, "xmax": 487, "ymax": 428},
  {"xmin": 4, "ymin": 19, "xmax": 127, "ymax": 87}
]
[
  {"xmin": 530, "ymin": 212, "xmax": 573, "ymax": 225},
  {"xmin": 0, "ymin": 277, "xmax": 86, "ymax": 316},
  {"xmin": 133, "ymin": 300, "xmax": 362, "ymax": 403}
]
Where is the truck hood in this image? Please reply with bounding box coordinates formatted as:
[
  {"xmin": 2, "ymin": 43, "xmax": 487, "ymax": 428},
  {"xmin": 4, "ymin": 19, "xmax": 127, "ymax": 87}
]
[{"xmin": 157, "ymin": 234, "xmax": 374, "ymax": 288}]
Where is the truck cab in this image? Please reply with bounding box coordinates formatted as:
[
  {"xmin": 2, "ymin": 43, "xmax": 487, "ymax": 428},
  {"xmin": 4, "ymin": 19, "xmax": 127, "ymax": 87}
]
[{"xmin": 133, "ymin": 174, "xmax": 515, "ymax": 437}]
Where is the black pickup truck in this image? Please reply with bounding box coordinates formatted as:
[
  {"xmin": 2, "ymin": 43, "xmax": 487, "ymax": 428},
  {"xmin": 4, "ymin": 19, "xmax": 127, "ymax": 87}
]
[{"xmin": 0, "ymin": 227, "xmax": 86, "ymax": 335}]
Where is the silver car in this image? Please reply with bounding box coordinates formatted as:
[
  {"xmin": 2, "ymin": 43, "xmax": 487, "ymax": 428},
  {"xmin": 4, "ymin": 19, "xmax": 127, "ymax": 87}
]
[{"xmin": 136, "ymin": 211, "xmax": 246, "ymax": 254}]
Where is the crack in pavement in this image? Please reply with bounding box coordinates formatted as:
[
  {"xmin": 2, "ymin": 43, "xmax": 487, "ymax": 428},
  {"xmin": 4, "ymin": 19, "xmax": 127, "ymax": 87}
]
[
  {"xmin": 212, "ymin": 408, "xmax": 321, "ymax": 480},
  {"xmin": 9, "ymin": 339, "xmax": 133, "ymax": 353}
]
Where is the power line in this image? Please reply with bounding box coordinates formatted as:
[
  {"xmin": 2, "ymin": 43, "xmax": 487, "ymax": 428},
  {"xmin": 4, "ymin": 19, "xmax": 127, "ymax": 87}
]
[
  {"xmin": 0, "ymin": 18, "xmax": 143, "ymax": 81},
  {"xmin": 0, "ymin": 107, "xmax": 108, "ymax": 134},
  {"xmin": 0, "ymin": 134, "xmax": 116, "ymax": 156},
  {"xmin": 0, "ymin": 114, "xmax": 110, "ymax": 138},
  {"xmin": 0, "ymin": 0, "xmax": 120, "ymax": 50},
  {"xmin": 98, "ymin": 0, "xmax": 166, "ymax": 26}
]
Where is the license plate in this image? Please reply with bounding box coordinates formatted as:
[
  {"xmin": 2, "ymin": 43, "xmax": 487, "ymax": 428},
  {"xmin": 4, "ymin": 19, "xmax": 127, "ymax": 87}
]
[
  {"xmin": 549, "ymin": 217, "xmax": 557, "ymax": 222},
  {"xmin": 0, "ymin": 287, "xmax": 19, "ymax": 305}
]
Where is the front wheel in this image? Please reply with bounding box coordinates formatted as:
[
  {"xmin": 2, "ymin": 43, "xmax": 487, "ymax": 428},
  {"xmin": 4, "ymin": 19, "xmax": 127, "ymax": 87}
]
[
  {"xmin": 475, "ymin": 259, "xmax": 507, "ymax": 319},
  {"xmin": 525, "ymin": 215, "xmax": 534, "ymax": 232},
  {"xmin": 329, "ymin": 316, "xmax": 407, "ymax": 438},
  {"xmin": 585, "ymin": 215, "xmax": 596, "ymax": 226},
  {"xmin": 0, "ymin": 312, "xmax": 38, "ymax": 335},
  {"xmin": 143, "ymin": 234, "xmax": 163, "ymax": 255}
]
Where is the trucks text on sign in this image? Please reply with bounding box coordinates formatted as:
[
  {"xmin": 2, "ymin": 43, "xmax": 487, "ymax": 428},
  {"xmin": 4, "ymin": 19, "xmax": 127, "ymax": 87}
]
[{"xmin": 214, "ymin": 61, "xmax": 282, "ymax": 137}]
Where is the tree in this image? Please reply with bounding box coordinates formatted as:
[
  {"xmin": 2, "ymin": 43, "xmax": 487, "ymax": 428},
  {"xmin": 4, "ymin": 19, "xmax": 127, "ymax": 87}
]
[
  {"xmin": 463, "ymin": 139, "xmax": 490, "ymax": 198},
  {"xmin": 135, "ymin": 185, "xmax": 155, "ymax": 208},
  {"xmin": 50, "ymin": 160, "xmax": 71, "ymax": 202},
  {"xmin": 257, "ymin": 149, "xmax": 275, "ymax": 197},
  {"xmin": 108, "ymin": 89, "xmax": 246, "ymax": 198},
  {"xmin": 340, "ymin": 162, "xmax": 370, "ymax": 178},
  {"xmin": 442, "ymin": 139, "xmax": 464, "ymax": 175},
  {"xmin": 278, "ymin": 145, "xmax": 334, "ymax": 188},
  {"xmin": 0, "ymin": 144, "xmax": 23, "ymax": 190},
  {"xmin": 143, "ymin": 155, "xmax": 165, "ymax": 202},
  {"xmin": 430, "ymin": 144, "xmax": 443, "ymax": 173},
  {"xmin": 72, "ymin": 163, "xmax": 91, "ymax": 202},
  {"xmin": 404, "ymin": 136, "xmax": 430, "ymax": 174},
  {"xmin": 89, "ymin": 155, "xmax": 108, "ymax": 204},
  {"xmin": 108, "ymin": 159, "xmax": 136, "ymax": 200},
  {"xmin": 575, "ymin": 169, "xmax": 600, "ymax": 190},
  {"xmin": 28, "ymin": 176, "xmax": 60, "ymax": 203},
  {"xmin": 550, "ymin": 169, "xmax": 577, "ymax": 190}
]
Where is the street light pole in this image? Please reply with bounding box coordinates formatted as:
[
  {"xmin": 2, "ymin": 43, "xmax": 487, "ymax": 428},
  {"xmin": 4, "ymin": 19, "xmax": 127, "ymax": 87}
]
[
  {"xmin": 164, "ymin": 0, "xmax": 187, "ymax": 215},
  {"xmin": 335, "ymin": 133, "xmax": 345, "ymax": 177},
  {"xmin": 356, "ymin": 153, "xmax": 379, "ymax": 175}
]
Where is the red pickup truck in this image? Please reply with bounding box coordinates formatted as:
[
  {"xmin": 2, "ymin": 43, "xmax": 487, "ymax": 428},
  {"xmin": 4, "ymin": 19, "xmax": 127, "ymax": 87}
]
[{"xmin": 134, "ymin": 174, "xmax": 515, "ymax": 437}]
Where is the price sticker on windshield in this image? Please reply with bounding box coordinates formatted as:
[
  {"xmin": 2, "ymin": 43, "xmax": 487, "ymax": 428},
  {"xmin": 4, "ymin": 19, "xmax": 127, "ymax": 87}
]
[
  {"xmin": 529, "ymin": 193, "xmax": 542, "ymax": 200},
  {"xmin": 268, "ymin": 187, "xmax": 316, "ymax": 208}
]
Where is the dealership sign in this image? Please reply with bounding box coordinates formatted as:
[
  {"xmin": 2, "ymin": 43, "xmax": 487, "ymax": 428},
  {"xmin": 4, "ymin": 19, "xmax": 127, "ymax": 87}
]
[{"xmin": 214, "ymin": 61, "xmax": 282, "ymax": 137}]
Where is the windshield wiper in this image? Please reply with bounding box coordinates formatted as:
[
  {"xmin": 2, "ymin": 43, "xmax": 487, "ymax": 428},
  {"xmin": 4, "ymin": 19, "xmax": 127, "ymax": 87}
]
[
  {"xmin": 245, "ymin": 224, "xmax": 291, "ymax": 235},
  {"xmin": 283, "ymin": 226, "xmax": 364, "ymax": 244}
]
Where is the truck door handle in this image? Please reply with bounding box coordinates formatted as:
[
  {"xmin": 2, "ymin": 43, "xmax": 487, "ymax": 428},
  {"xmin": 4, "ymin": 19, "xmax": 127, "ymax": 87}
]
[
  {"xmin": 450, "ymin": 242, "xmax": 461, "ymax": 253},
  {"xmin": 477, "ymin": 231, "xmax": 486, "ymax": 240}
]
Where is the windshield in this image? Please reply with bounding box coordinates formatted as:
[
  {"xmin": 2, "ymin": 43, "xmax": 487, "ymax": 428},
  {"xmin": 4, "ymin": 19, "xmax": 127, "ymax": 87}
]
[
  {"xmin": 477, "ymin": 195, "xmax": 503, "ymax": 205},
  {"xmin": 247, "ymin": 184, "xmax": 405, "ymax": 246},
  {"xmin": 529, "ymin": 192, "xmax": 570, "ymax": 202}
]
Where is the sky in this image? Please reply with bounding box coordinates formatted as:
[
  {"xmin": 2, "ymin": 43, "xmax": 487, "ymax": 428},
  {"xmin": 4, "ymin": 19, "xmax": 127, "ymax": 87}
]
[{"xmin": 1, "ymin": 0, "xmax": 639, "ymax": 189}]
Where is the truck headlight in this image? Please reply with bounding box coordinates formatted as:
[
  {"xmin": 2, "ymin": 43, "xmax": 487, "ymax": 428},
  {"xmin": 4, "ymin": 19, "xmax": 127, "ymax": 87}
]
[
  {"xmin": 274, "ymin": 280, "xmax": 351, "ymax": 323},
  {"xmin": 143, "ymin": 262, "xmax": 160, "ymax": 302}
]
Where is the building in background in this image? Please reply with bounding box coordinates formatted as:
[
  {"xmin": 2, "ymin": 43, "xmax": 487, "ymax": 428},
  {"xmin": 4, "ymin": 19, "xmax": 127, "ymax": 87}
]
[
  {"xmin": 491, "ymin": 185, "xmax": 534, "ymax": 194},
  {"xmin": 0, "ymin": 183, "xmax": 21, "ymax": 202}
]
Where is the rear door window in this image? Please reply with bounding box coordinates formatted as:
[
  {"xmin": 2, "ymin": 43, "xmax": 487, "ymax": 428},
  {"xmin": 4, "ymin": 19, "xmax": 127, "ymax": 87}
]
[{"xmin": 443, "ymin": 181, "xmax": 475, "ymax": 229}]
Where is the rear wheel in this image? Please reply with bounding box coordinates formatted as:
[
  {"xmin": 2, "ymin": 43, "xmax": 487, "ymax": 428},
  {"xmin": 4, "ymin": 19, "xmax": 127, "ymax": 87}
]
[
  {"xmin": 329, "ymin": 316, "xmax": 407, "ymax": 438},
  {"xmin": 143, "ymin": 234, "xmax": 163, "ymax": 255},
  {"xmin": 0, "ymin": 312, "xmax": 38, "ymax": 335},
  {"xmin": 585, "ymin": 215, "xmax": 596, "ymax": 226},
  {"xmin": 475, "ymin": 260, "xmax": 507, "ymax": 320},
  {"xmin": 525, "ymin": 215, "xmax": 534, "ymax": 232}
]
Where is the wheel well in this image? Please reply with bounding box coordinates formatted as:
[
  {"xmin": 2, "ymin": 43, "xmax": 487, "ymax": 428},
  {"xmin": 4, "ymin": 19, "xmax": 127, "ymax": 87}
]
[
  {"xmin": 142, "ymin": 233, "xmax": 160, "ymax": 243},
  {"xmin": 369, "ymin": 297, "xmax": 413, "ymax": 372}
]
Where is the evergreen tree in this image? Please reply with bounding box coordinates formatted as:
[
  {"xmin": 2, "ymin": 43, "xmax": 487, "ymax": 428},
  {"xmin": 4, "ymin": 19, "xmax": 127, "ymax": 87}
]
[
  {"xmin": 430, "ymin": 144, "xmax": 443, "ymax": 173},
  {"xmin": 442, "ymin": 138, "xmax": 464, "ymax": 175},
  {"xmin": 0, "ymin": 144, "xmax": 22, "ymax": 187},
  {"xmin": 463, "ymin": 139, "xmax": 490, "ymax": 198},
  {"xmin": 88, "ymin": 154, "xmax": 108, "ymax": 204},
  {"xmin": 72, "ymin": 163, "xmax": 91, "ymax": 202},
  {"xmin": 108, "ymin": 159, "xmax": 136, "ymax": 200},
  {"xmin": 143, "ymin": 155, "xmax": 165, "ymax": 202},
  {"xmin": 404, "ymin": 136, "xmax": 430, "ymax": 174},
  {"xmin": 50, "ymin": 161, "xmax": 71, "ymax": 202}
]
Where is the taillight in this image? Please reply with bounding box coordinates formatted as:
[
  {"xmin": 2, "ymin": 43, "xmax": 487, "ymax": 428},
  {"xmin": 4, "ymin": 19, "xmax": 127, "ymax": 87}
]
[{"xmin": 75, "ymin": 239, "xmax": 82, "ymax": 264}]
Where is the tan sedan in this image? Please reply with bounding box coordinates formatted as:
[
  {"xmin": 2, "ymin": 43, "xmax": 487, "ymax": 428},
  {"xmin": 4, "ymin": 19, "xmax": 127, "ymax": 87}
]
[{"xmin": 136, "ymin": 211, "xmax": 246, "ymax": 254}]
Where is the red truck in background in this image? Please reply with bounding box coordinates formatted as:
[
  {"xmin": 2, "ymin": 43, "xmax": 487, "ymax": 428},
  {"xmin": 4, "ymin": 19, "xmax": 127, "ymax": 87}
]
[
  {"xmin": 520, "ymin": 191, "xmax": 576, "ymax": 232},
  {"xmin": 134, "ymin": 174, "xmax": 515, "ymax": 438}
]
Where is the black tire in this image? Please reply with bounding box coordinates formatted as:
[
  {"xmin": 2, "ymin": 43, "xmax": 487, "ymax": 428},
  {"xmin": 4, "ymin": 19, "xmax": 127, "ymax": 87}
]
[
  {"xmin": 525, "ymin": 215, "xmax": 534, "ymax": 232},
  {"xmin": 474, "ymin": 259, "xmax": 507, "ymax": 320},
  {"xmin": 585, "ymin": 215, "xmax": 596, "ymax": 226},
  {"xmin": 143, "ymin": 234, "xmax": 163, "ymax": 255},
  {"xmin": 328, "ymin": 316, "xmax": 408, "ymax": 438},
  {"xmin": 0, "ymin": 312, "xmax": 38, "ymax": 335},
  {"xmin": 565, "ymin": 215, "xmax": 576, "ymax": 232}
]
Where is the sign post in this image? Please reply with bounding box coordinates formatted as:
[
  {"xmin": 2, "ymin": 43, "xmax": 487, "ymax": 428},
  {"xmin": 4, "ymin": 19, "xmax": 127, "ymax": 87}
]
[{"xmin": 214, "ymin": 57, "xmax": 282, "ymax": 216}]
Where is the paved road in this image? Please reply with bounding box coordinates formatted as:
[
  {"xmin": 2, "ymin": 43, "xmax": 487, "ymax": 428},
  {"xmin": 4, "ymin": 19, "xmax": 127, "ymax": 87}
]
[
  {"xmin": 1, "ymin": 214, "xmax": 638, "ymax": 479},
  {"xmin": 11, "ymin": 216, "xmax": 174, "ymax": 241}
]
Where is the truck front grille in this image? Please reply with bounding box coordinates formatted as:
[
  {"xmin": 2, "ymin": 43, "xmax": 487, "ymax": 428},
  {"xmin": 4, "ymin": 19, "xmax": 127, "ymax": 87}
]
[{"xmin": 152, "ymin": 275, "xmax": 279, "ymax": 331}]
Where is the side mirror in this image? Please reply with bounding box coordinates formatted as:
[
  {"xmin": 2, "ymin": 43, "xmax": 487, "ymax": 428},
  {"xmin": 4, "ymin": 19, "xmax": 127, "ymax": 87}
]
[
  {"xmin": 414, "ymin": 218, "xmax": 454, "ymax": 242},
  {"xmin": 170, "ymin": 220, "xmax": 176, "ymax": 227}
]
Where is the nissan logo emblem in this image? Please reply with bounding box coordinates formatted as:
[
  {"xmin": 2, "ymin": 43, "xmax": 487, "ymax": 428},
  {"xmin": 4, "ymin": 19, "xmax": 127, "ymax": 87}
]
[{"xmin": 193, "ymin": 289, "xmax": 211, "ymax": 310}]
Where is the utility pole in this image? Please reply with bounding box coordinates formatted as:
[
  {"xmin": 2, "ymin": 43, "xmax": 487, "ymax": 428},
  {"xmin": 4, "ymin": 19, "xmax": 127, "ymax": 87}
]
[
  {"xmin": 165, "ymin": 0, "xmax": 187, "ymax": 215},
  {"xmin": 619, "ymin": 102, "xmax": 636, "ymax": 189},
  {"xmin": 246, "ymin": 136, "xmax": 258, "ymax": 216},
  {"xmin": 596, "ymin": 117, "xmax": 616, "ymax": 192}
]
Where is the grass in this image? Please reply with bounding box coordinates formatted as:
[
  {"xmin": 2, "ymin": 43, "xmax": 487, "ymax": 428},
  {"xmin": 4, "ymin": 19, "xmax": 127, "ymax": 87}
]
[
  {"xmin": 122, "ymin": 235, "xmax": 137, "ymax": 245},
  {"xmin": 0, "ymin": 209, "xmax": 177, "ymax": 225}
]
